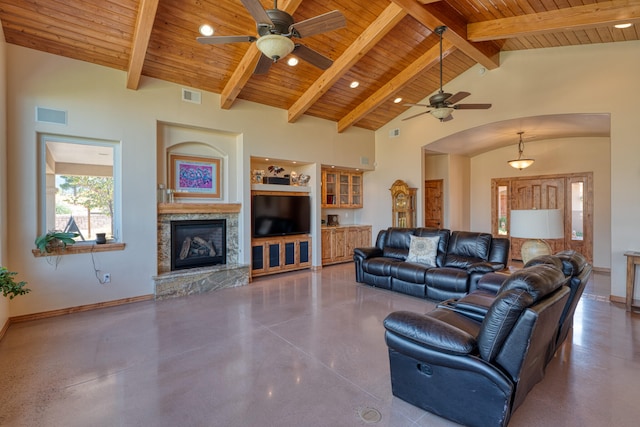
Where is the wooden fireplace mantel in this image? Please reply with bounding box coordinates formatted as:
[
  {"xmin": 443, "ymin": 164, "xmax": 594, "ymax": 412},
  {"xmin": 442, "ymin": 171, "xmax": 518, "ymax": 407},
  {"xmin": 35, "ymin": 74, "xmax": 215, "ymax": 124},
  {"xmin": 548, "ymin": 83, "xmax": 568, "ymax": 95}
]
[{"xmin": 158, "ymin": 203, "xmax": 241, "ymax": 215}]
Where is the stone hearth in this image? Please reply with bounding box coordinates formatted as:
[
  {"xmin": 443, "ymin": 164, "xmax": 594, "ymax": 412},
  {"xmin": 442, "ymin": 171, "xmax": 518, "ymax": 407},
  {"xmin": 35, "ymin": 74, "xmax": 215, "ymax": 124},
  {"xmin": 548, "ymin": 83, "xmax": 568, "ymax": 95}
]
[{"xmin": 153, "ymin": 203, "xmax": 249, "ymax": 300}]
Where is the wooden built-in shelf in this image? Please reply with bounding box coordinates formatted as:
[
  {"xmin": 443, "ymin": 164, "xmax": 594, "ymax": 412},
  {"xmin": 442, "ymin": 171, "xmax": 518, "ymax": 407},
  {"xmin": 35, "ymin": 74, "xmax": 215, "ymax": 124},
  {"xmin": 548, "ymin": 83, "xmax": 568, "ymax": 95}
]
[
  {"xmin": 32, "ymin": 242, "xmax": 126, "ymax": 257},
  {"xmin": 158, "ymin": 203, "xmax": 242, "ymax": 215}
]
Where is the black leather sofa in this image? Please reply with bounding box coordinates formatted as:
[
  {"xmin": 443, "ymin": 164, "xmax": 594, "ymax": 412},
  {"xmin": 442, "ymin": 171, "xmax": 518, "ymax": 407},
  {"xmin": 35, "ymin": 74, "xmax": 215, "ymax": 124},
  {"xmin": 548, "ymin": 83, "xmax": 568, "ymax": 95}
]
[
  {"xmin": 440, "ymin": 250, "xmax": 592, "ymax": 358},
  {"xmin": 353, "ymin": 227, "xmax": 510, "ymax": 301},
  {"xmin": 383, "ymin": 262, "xmax": 570, "ymax": 427}
]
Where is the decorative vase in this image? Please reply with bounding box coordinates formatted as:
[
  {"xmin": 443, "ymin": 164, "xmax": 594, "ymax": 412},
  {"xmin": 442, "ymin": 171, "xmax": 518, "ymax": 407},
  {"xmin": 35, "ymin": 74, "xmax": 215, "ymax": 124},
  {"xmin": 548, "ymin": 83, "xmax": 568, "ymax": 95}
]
[{"xmin": 96, "ymin": 233, "xmax": 107, "ymax": 244}]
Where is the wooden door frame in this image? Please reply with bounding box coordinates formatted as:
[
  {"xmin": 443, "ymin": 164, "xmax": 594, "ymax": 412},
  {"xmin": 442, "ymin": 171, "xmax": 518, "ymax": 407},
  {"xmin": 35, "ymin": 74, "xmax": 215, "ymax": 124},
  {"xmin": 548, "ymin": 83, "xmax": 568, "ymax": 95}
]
[{"xmin": 491, "ymin": 172, "xmax": 593, "ymax": 263}]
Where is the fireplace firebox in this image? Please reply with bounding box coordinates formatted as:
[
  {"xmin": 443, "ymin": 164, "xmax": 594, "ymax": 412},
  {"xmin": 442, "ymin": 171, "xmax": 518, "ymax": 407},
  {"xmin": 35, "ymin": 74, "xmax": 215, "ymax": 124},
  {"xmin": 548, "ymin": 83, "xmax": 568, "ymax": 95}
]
[{"xmin": 171, "ymin": 219, "xmax": 226, "ymax": 271}]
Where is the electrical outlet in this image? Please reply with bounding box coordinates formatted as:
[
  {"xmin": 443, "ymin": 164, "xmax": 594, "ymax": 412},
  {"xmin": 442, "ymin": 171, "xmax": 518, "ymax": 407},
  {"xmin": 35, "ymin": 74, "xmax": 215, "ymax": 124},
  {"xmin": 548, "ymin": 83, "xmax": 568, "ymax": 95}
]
[{"xmin": 103, "ymin": 273, "xmax": 111, "ymax": 283}]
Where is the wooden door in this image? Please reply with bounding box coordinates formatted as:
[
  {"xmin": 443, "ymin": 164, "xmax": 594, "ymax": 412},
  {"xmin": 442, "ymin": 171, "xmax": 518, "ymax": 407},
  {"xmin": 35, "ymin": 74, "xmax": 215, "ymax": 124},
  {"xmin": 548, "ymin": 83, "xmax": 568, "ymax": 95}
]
[
  {"xmin": 510, "ymin": 177, "xmax": 565, "ymax": 260},
  {"xmin": 494, "ymin": 173, "xmax": 593, "ymax": 263},
  {"xmin": 424, "ymin": 179, "xmax": 443, "ymax": 228}
]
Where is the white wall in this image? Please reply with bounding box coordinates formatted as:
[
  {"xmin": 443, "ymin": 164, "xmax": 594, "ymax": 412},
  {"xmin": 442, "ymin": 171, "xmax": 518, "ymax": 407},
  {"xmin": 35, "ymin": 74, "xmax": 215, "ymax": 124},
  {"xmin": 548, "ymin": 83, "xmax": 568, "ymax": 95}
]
[
  {"xmin": 5, "ymin": 45, "xmax": 375, "ymax": 316},
  {"xmin": 369, "ymin": 40, "xmax": 640, "ymax": 299},
  {"xmin": 471, "ymin": 137, "xmax": 611, "ymax": 268},
  {"xmin": 0, "ymin": 23, "xmax": 8, "ymax": 325}
]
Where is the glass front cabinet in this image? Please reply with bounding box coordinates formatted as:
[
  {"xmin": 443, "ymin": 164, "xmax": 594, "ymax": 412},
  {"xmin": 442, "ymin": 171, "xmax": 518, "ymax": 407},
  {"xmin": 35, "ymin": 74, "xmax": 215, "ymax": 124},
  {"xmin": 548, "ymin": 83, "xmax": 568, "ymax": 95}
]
[{"xmin": 322, "ymin": 168, "xmax": 363, "ymax": 208}]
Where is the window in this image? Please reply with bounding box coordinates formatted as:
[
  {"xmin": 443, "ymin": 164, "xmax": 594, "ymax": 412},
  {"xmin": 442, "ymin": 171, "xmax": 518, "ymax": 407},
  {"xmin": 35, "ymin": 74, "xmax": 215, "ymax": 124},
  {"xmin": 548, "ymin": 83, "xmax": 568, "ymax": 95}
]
[
  {"xmin": 497, "ymin": 185, "xmax": 508, "ymax": 235},
  {"xmin": 571, "ymin": 181, "xmax": 584, "ymax": 241},
  {"xmin": 39, "ymin": 134, "xmax": 121, "ymax": 242}
]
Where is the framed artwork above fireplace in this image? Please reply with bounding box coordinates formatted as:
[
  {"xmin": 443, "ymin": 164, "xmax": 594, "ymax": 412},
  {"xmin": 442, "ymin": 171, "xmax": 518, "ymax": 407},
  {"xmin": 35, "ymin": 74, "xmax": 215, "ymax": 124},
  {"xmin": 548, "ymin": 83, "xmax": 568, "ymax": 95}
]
[{"xmin": 169, "ymin": 153, "xmax": 221, "ymax": 199}]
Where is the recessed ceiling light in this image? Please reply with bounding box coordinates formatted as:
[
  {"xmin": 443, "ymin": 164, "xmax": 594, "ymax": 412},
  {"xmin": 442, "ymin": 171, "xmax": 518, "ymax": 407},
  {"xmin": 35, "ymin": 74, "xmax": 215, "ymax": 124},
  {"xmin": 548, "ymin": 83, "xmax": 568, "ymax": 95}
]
[
  {"xmin": 393, "ymin": 97, "xmax": 403, "ymax": 104},
  {"xmin": 264, "ymin": 158, "xmax": 269, "ymax": 161},
  {"xmin": 287, "ymin": 57, "xmax": 299, "ymax": 66},
  {"xmin": 350, "ymin": 81, "xmax": 359, "ymax": 89},
  {"xmin": 292, "ymin": 161, "xmax": 297, "ymax": 164},
  {"xmin": 614, "ymin": 23, "xmax": 633, "ymax": 29},
  {"xmin": 199, "ymin": 24, "xmax": 214, "ymax": 37}
]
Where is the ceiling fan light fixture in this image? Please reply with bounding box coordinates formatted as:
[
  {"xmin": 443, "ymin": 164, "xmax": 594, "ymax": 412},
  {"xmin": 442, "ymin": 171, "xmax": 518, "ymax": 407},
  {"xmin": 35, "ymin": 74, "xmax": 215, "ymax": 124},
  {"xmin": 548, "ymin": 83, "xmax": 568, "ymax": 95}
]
[
  {"xmin": 508, "ymin": 131, "xmax": 535, "ymax": 170},
  {"xmin": 431, "ymin": 107, "xmax": 453, "ymax": 120},
  {"xmin": 256, "ymin": 34, "xmax": 295, "ymax": 62}
]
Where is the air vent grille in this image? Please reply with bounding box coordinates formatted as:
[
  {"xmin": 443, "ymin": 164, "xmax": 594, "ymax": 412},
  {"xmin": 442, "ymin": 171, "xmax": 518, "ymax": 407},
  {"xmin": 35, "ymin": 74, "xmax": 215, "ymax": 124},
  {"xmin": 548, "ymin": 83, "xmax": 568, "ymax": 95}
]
[{"xmin": 182, "ymin": 88, "xmax": 202, "ymax": 104}]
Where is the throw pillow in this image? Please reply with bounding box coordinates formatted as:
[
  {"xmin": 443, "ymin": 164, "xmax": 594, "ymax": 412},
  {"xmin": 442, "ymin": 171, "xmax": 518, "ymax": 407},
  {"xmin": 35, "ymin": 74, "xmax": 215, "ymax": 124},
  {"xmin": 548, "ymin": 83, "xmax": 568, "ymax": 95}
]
[{"xmin": 406, "ymin": 235, "xmax": 439, "ymax": 267}]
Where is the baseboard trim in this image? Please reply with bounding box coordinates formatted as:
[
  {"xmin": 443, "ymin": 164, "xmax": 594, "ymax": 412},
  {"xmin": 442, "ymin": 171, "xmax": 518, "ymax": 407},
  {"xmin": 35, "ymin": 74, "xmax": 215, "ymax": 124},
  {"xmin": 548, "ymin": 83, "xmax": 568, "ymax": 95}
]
[
  {"xmin": 609, "ymin": 295, "xmax": 626, "ymax": 305},
  {"xmin": 592, "ymin": 266, "xmax": 611, "ymax": 274},
  {"xmin": 0, "ymin": 318, "xmax": 10, "ymax": 341},
  {"xmin": 8, "ymin": 295, "xmax": 154, "ymax": 325}
]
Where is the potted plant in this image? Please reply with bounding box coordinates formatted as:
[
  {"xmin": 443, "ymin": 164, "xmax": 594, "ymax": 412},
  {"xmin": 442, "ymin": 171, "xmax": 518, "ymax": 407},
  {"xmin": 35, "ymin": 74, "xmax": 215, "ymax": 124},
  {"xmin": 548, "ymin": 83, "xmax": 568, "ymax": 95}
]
[
  {"xmin": 34, "ymin": 231, "xmax": 80, "ymax": 254},
  {"xmin": 0, "ymin": 267, "xmax": 30, "ymax": 299}
]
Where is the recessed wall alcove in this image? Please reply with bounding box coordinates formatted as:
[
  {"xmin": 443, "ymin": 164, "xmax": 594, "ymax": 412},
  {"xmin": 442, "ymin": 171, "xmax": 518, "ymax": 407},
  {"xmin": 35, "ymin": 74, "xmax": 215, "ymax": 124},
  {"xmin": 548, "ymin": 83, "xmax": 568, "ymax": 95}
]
[{"xmin": 154, "ymin": 122, "xmax": 248, "ymax": 299}]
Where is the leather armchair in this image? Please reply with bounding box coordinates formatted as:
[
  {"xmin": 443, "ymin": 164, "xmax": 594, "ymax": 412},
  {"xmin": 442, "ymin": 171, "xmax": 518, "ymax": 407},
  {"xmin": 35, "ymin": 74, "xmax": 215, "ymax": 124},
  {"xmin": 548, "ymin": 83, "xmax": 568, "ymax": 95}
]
[{"xmin": 383, "ymin": 264, "xmax": 570, "ymax": 427}]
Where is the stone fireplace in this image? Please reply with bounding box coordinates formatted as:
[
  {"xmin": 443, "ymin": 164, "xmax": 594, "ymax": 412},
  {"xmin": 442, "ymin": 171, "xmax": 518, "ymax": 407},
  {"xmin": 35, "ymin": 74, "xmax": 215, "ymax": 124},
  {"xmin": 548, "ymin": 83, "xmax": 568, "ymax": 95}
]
[{"xmin": 153, "ymin": 203, "xmax": 249, "ymax": 299}]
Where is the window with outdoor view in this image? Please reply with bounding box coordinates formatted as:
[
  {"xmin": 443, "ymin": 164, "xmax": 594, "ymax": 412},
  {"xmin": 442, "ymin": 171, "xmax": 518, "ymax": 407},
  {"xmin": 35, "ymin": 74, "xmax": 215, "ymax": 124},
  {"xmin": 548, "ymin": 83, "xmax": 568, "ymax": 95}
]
[
  {"xmin": 39, "ymin": 135, "xmax": 120, "ymax": 243},
  {"xmin": 497, "ymin": 185, "xmax": 508, "ymax": 235}
]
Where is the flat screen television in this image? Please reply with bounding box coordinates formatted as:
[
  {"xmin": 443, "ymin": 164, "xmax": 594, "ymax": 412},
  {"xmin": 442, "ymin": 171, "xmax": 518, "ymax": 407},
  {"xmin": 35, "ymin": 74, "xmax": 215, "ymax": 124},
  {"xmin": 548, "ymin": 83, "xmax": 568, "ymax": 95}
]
[{"xmin": 252, "ymin": 194, "xmax": 311, "ymax": 237}]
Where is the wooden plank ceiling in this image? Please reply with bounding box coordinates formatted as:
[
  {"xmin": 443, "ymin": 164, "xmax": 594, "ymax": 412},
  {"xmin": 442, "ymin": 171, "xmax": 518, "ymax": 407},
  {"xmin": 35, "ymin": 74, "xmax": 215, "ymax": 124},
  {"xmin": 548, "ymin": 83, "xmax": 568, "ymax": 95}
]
[{"xmin": 1, "ymin": 0, "xmax": 638, "ymax": 131}]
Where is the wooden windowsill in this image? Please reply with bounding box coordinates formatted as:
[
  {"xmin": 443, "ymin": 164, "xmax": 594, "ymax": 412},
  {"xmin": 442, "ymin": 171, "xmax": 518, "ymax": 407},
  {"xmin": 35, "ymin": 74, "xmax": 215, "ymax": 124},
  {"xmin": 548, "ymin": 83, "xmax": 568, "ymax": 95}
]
[{"xmin": 31, "ymin": 242, "xmax": 126, "ymax": 257}]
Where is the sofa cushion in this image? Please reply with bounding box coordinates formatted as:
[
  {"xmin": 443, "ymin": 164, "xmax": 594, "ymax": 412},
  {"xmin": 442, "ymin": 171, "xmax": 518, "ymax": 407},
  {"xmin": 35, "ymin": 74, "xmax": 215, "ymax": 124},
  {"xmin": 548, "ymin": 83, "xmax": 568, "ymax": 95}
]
[
  {"xmin": 406, "ymin": 235, "xmax": 439, "ymax": 266},
  {"xmin": 444, "ymin": 231, "xmax": 492, "ymax": 268},
  {"xmin": 499, "ymin": 264, "xmax": 566, "ymax": 302},
  {"xmin": 477, "ymin": 289, "xmax": 534, "ymax": 362},
  {"xmin": 390, "ymin": 262, "xmax": 431, "ymax": 283},
  {"xmin": 382, "ymin": 228, "xmax": 413, "ymax": 260},
  {"xmin": 362, "ymin": 257, "xmax": 403, "ymax": 276}
]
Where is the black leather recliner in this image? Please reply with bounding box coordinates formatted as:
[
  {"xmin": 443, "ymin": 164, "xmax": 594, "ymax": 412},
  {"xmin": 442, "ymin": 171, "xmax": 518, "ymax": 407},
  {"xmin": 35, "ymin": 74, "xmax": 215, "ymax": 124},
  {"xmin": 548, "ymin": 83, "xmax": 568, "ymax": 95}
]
[
  {"xmin": 438, "ymin": 250, "xmax": 592, "ymax": 357},
  {"xmin": 383, "ymin": 263, "xmax": 570, "ymax": 427}
]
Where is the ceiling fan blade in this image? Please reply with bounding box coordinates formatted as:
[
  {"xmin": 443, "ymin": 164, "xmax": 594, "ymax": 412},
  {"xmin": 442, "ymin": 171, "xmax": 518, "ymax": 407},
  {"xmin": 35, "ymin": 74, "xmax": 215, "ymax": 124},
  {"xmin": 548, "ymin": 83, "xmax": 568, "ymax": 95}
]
[
  {"xmin": 403, "ymin": 103, "xmax": 432, "ymax": 108},
  {"xmin": 447, "ymin": 91, "xmax": 470, "ymax": 105},
  {"xmin": 291, "ymin": 10, "xmax": 346, "ymax": 38},
  {"xmin": 254, "ymin": 54, "xmax": 273, "ymax": 75},
  {"xmin": 240, "ymin": 0, "xmax": 273, "ymax": 25},
  {"xmin": 454, "ymin": 103, "xmax": 492, "ymax": 110},
  {"xmin": 402, "ymin": 111, "xmax": 431, "ymax": 121},
  {"xmin": 197, "ymin": 35, "xmax": 256, "ymax": 45},
  {"xmin": 293, "ymin": 44, "xmax": 333, "ymax": 70}
]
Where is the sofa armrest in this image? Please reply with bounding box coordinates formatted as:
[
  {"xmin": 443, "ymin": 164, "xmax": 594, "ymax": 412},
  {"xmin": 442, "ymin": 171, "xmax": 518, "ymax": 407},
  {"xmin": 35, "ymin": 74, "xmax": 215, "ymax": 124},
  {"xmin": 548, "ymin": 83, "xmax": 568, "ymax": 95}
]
[
  {"xmin": 353, "ymin": 246, "xmax": 383, "ymax": 260},
  {"xmin": 384, "ymin": 311, "xmax": 477, "ymax": 355}
]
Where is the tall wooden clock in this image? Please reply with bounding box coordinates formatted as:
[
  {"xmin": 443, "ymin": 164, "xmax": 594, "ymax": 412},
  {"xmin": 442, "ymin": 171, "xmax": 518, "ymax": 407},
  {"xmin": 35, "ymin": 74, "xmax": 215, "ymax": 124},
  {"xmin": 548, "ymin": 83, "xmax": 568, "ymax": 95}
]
[{"xmin": 390, "ymin": 179, "xmax": 417, "ymax": 228}]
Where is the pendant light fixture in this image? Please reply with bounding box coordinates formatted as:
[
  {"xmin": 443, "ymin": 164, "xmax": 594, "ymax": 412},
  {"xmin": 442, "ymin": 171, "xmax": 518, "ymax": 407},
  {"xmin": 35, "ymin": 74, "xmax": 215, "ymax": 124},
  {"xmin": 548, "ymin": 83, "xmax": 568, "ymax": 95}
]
[{"xmin": 508, "ymin": 131, "xmax": 535, "ymax": 170}]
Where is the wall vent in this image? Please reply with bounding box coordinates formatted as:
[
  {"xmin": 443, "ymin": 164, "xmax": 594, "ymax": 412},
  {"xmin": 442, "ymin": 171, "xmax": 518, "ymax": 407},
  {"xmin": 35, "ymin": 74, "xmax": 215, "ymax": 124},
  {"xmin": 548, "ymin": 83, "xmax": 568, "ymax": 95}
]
[
  {"xmin": 182, "ymin": 88, "xmax": 202, "ymax": 104},
  {"xmin": 360, "ymin": 156, "xmax": 369, "ymax": 166},
  {"xmin": 36, "ymin": 107, "xmax": 67, "ymax": 125},
  {"xmin": 389, "ymin": 128, "xmax": 400, "ymax": 138}
]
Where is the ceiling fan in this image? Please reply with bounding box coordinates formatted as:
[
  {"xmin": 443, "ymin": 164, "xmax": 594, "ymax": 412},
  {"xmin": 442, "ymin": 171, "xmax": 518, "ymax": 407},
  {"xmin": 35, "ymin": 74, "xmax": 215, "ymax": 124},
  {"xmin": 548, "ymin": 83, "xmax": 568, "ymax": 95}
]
[
  {"xmin": 403, "ymin": 26, "xmax": 491, "ymax": 122},
  {"xmin": 197, "ymin": 0, "xmax": 346, "ymax": 74}
]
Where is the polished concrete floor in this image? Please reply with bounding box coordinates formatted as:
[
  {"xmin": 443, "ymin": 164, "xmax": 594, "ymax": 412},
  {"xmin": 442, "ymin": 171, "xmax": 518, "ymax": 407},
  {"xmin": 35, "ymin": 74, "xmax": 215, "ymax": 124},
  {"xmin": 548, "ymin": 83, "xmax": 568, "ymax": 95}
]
[{"xmin": 0, "ymin": 264, "xmax": 638, "ymax": 426}]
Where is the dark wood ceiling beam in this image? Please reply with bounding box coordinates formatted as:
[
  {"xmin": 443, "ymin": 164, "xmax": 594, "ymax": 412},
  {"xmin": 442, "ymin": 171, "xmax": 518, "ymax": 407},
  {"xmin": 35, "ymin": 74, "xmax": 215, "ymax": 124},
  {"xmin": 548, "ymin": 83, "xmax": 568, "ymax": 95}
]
[
  {"xmin": 468, "ymin": 0, "xmax": 640, "ymax": 41},
  {"xmin": 287, "ymin": 3, "xmax": 406, "ymax": 123},
  {"xmin": 126, "ymin": 0, "xmax": 160, "ymax": 90},
  {"xmin": 390, "ymin": 0, "xmax": 500, "ymax": 70},
  {"xmin": 220, "ymin": 0, "xmax": 303, "ymax": 110},
  {"xmin": 337, "ymin": 40, "xmax": 454, "ymax": 133}
]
